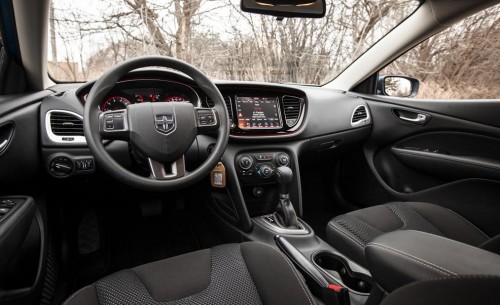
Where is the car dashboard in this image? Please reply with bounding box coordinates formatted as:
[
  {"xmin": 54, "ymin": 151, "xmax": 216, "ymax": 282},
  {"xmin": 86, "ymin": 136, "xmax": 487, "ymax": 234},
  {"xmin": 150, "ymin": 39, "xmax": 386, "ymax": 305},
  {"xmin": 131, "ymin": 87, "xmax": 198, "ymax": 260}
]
[{"xmin": 39, "ymin": 69, "xmax": 372, "ymax": 180}]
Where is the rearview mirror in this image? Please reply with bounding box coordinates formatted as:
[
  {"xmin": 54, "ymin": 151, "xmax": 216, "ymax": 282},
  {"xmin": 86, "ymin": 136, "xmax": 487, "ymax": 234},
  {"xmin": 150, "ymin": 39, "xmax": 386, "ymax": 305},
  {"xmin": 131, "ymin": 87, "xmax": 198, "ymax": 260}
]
[
  {"xmin": 378, "ymin": 76, "xmax": 420, "ymax": 98},
  {"xmin": 241, "ymin": 0, "xmax": 326, "ymax": 18}
]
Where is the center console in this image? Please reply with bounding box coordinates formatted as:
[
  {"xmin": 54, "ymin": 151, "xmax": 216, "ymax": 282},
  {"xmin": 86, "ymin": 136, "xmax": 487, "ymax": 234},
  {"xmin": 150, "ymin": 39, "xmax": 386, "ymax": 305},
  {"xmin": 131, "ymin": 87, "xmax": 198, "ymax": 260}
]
[{"xmin": 214, "ymin": 149, "xmax": 375, "ymax": 305}]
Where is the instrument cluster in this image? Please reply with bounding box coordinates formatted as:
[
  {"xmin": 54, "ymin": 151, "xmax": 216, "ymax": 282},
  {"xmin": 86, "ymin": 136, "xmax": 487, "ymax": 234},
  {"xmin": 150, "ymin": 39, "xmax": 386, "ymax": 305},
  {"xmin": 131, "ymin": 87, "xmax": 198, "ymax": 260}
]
[{"xmin": 91, "ymin": 80, "xmax": 201, "ymax": 112}]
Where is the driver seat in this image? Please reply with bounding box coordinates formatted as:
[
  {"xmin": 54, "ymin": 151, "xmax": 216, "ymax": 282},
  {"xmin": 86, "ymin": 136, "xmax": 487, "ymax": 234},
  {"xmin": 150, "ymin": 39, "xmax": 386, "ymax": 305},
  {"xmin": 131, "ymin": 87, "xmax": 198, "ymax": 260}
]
[{"xmin": 63, "ymin": 242, "xmax": 317, "ymax": 305}]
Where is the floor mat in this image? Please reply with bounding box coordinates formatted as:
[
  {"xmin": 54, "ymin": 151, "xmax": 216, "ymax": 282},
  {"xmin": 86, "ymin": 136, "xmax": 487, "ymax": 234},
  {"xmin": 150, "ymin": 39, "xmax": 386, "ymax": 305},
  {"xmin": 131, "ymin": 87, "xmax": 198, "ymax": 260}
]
[
  {"xmin": 72, "ymin": 196, "xmax": 203, "ymax": 288},
  {"xmin": 107, "ymin": 213, "xmax": 199, "ymax": 272},
  {"xmin": 300, "ymin": 158, "xmax": 348, "ymax": 240}
]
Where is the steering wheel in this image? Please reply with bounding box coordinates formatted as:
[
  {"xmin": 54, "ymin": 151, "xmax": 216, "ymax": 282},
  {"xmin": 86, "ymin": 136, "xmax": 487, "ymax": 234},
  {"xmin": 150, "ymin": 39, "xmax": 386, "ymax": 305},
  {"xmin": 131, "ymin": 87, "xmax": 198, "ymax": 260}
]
[{"xmin": 83, "ymin": 56, "xmax": 229, "ymax": 191}]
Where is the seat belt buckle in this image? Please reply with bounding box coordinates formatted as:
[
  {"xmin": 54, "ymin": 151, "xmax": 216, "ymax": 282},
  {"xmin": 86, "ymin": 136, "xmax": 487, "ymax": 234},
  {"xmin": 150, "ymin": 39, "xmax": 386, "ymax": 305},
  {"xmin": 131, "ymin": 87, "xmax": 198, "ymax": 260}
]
[{"xmin": 322, "ymin": 284, "xmax": 351, "ymax": 305}]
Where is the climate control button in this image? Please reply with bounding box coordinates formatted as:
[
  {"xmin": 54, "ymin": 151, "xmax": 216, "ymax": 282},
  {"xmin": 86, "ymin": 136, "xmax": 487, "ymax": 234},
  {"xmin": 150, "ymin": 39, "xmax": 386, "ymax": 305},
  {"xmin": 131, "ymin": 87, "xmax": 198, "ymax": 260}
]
[{"xmin": 239, "ymin": 155, "xmax": 253, "ymax": 170}]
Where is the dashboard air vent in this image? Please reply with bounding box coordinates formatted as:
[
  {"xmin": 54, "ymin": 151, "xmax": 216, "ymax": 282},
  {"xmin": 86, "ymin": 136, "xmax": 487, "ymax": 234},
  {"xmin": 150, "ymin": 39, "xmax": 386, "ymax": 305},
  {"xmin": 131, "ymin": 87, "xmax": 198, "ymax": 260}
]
[
  {"xmin": 282, "ymin": 95, "xmax": 302, "ymax": 127},
  {"xmin": 206, "ymin": 96, "xmax": 234, "ymax": 127},
  {"xmin": 351, "ymin": 105, "xmax": 370, "ymax": 127},
  {"xmin": 50, "ymin": 111, "xmax": 84, "ymax": 136},
  {"xmin": 46, "ymin": 110, "xmax": 86, "ymax": 144}
]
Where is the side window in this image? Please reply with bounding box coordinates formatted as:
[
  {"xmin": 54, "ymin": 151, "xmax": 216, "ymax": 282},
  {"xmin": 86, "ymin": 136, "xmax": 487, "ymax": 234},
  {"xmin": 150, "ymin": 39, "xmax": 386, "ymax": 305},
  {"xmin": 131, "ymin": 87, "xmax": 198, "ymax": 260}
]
[{"xmin": 379, "ymin": 4, "xmax": 500, "ymax": 99}]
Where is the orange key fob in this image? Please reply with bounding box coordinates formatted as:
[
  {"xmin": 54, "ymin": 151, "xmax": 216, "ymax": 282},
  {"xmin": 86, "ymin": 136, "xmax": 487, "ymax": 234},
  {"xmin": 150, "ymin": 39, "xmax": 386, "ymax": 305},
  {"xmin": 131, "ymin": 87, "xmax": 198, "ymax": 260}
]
[{"xmin": 211, "ymin": 162, "xmax": 226, "ymax": 188}]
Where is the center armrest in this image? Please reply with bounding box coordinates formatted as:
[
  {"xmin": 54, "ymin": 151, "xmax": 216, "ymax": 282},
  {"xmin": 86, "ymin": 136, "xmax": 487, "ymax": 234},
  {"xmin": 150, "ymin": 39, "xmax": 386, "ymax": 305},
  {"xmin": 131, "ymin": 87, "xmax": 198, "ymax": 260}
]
[{"xmin": 365, "ymin": 230, "xmax": 500, "ymax": 292}]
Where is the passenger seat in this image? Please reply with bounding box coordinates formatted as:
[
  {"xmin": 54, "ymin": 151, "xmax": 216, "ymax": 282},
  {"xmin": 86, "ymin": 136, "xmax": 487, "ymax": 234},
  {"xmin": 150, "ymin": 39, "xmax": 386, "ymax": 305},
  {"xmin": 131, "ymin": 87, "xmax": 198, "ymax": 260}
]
[{"xmin": 326, "ymin": 202, "xmax": 499, "ymax": 267}]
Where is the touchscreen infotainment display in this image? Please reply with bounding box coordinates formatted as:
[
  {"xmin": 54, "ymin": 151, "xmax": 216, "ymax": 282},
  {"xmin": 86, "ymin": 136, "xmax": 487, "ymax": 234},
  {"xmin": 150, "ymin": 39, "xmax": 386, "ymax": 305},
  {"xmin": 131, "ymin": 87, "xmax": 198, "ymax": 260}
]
[{"xmin": 235, "ymin": 96, "xmax": 282, "ymax": 129}]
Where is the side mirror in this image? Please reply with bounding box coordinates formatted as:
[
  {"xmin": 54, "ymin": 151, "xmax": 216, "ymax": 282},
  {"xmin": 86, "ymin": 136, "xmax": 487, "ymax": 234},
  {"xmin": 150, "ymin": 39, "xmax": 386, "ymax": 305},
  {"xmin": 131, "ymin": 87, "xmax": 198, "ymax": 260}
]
[
  {"xmin": 241, "ymin": 0, "xmax": 326, "ymax": 18},
  {"xmin": 377, "ymin": 76, "xmax": 419, "ymax": 98}
]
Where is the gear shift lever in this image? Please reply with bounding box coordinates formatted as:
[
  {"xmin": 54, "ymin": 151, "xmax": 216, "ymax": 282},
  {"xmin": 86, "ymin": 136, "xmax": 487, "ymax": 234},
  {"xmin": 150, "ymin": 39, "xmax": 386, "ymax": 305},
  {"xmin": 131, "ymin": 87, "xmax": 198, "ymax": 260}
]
[{"xmin": 273, "ymin": 166, "xmax": 299, "ymax": 229}]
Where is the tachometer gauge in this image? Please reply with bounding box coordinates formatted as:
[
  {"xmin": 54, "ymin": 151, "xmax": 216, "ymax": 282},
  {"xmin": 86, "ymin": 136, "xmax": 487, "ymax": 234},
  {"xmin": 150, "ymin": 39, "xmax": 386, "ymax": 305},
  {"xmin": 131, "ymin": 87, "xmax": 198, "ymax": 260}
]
[
  {"xmin": 164, "ymin": 95, "xmax": 190, "ymax": 103},
  {"xmin": 101, "ymin": 96, "xmax": 131, "ymax": 111}
]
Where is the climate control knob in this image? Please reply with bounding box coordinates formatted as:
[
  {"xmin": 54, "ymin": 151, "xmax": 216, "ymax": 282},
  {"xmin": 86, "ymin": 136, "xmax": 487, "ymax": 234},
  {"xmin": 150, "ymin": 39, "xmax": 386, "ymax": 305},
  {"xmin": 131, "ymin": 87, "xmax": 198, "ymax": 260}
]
[
  {"xmin": 257, "ymin": 164, "xmax": 273, "ymax": 178},
  {"xmin": 277, "ymin": 153, "xmax": 290, "ymax": 167},
  {"xmin": 239, "ymin": 155, "xmax": 253, "ymax": 170}
]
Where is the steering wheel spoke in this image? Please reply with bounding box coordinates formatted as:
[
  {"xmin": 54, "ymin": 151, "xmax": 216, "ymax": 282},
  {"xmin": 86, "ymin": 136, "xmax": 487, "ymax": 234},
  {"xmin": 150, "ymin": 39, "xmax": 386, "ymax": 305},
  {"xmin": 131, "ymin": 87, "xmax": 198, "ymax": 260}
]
[
  {"xmin": 148, "ymin": 156, "xmax": 186, "ymax": 180},
  {"xmin": 99, "ymin": 109, "xmax": 130, "ymax": 140},
  {"xmin": 195, "ymin": 108, "xmax": 220, "ymax": 134}
]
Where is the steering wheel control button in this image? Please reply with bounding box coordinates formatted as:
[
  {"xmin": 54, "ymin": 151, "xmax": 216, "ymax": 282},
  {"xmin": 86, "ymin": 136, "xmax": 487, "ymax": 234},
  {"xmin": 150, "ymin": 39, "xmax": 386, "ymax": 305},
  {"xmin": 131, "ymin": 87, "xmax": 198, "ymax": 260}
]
[
  {"xmin": 0, "ymin": 208, "xmax": 10, "ymax": 215},
  {"xmin": 154, "ymin": 114, "xmax": 175, "ymax": 134},
  {"xmin": 113, "ymin": 115, "xmax": 125, "ymax": 129},
  {"xmin": 100, "ymin": 110, "xmax": 128, "ymax": 137},
  {"xmin": 104, "ymin": 114, "xmax": 116, "ymax": 130},
  {"xmin": 196, "ymin": 109, "xmax": 217, "ymax": 127},
  {"xmin": 277, "ymin": 153, "xmax": 290, "ymax": 166},
  {"xmin": 239, "ymin": 155, "xmax": 253, "ymax": 170}
]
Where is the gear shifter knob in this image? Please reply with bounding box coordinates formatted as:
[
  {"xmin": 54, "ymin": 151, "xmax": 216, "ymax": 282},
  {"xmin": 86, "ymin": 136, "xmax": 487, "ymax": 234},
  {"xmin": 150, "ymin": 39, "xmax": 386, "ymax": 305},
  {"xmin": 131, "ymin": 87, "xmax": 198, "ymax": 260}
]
[
  {"xmin": 276, "ymin": 166, "xmax": 293, "ymax": 196},
  {"xmin": 274, "ymin": 166, "xmax": 298, "ymax": 229}
]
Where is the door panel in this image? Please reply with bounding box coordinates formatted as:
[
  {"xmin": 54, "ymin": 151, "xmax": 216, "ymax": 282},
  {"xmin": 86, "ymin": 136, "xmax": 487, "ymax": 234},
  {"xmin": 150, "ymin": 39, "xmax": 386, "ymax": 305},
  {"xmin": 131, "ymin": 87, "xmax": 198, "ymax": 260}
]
[
  {"xmin": 0, "ymin": 92, "xmax": 50, "ymax": 305},
  {"xmin": 341, "ymin": 95, "xmax": 500, "ymax": 236}
]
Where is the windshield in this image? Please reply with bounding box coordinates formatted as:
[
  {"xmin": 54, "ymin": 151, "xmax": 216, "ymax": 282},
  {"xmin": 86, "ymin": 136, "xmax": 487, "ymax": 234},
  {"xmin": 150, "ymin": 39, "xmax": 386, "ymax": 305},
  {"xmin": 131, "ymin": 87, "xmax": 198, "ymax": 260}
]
[{"xmin": 48, "ymin": 0, "xmax": 419, "ymax": 84}]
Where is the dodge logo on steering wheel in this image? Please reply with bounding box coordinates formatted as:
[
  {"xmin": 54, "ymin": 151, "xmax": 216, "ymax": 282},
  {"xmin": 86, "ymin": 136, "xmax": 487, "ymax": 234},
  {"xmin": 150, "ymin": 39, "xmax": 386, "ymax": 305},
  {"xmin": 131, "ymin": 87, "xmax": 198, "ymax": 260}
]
[{"xmin": 154, "ymin": 114, "xmax": 175, "ymax": 134}]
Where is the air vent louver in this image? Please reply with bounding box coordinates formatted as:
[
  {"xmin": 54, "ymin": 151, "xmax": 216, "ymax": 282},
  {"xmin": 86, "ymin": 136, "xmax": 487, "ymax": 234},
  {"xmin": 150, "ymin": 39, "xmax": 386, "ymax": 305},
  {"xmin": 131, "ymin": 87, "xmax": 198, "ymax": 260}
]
[
  {"xmin": 351, "ymin": 105, "xmax": 370, "ymax": 127},
  {"xmin": 50, "ymin": 112, "xmax": 84, "ymax": 136},
  {"xmin": 206, "ymin": 96, "xmax": 234, "ymax": 127},
  {"xmin": 282, "ymin": 96, "xmax": 302, "ymax": 127}
]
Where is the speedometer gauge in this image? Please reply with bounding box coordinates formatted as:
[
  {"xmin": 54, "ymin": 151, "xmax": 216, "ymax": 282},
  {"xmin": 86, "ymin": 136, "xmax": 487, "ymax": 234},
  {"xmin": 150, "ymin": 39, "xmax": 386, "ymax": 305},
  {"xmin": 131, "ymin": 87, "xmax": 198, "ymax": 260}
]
[
  {"xmin": 164, "ymin": 95, "xmax": 189, "ymax": 103},
  {"xmin": 101, "ymin": 96, "xmax": 131, "ymax": 111}
]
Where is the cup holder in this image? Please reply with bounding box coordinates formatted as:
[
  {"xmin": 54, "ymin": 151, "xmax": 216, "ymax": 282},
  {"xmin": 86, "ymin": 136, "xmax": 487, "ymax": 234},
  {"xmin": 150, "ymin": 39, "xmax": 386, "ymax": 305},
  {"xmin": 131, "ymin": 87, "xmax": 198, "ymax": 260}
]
[{"xmin": 313, "ymin": 251, "xmax": 373, "ymax": 294}]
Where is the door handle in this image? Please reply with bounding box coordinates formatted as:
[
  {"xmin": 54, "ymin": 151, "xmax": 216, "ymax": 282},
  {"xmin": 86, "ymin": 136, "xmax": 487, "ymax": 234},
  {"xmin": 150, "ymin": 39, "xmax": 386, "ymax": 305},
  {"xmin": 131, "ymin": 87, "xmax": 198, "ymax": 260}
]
[
  {"xmin": 0, "ymin": 122, "xmax": 15, "ymax": 155},
  {"xmin": 392, "ymin": 109, "xmax": 430, "ymax": 125},
  {"xmin": 399, "ymin": 113, "xmax": 427, "ymax": 123}
]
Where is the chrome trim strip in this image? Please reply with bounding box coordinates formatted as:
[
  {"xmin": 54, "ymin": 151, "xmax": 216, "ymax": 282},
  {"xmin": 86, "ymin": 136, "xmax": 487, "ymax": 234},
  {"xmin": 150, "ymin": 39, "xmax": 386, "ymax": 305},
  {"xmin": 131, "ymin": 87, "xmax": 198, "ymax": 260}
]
[
  {"xmin": 253, "ymin": 215, "xmax": 310, "ymax": 235},
  {"xmin": 148, "ymin": 156, "xmax": 186, "ymax": 180}
]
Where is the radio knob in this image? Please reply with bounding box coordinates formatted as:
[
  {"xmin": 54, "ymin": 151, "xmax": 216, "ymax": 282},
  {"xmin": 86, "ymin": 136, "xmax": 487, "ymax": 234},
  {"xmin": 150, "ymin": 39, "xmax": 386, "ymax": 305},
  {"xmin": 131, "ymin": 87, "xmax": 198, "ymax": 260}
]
[
  {"xmin": 239, "ymin": 155, "xmax": 253, "ymax": 170},
  {"xmin": 257, "ymin": 165, "xmax": 273, "ymax": 178}
]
